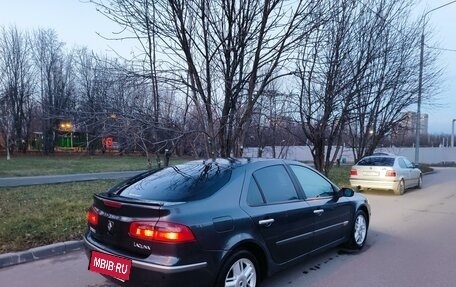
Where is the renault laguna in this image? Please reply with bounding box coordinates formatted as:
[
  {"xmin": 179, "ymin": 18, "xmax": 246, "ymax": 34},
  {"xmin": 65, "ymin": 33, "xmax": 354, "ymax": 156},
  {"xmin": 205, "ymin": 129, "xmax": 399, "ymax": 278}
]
[{"xmin": 84, "ymin": 158, "xmax": 370, "ymax": 287}]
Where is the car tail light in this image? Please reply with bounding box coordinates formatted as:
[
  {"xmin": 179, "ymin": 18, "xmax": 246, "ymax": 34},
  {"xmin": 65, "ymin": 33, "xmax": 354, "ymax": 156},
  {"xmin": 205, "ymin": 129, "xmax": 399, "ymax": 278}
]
[
  {"xmin": 350, "ymin": 169, "xmax": 358, "ymax": 176},
  {"xmin": 129, "ymin": 221, "xmax": 195, "ymax": 243},
  {"xmin": 386, "ymin": 170, "xmax": 397, "ymax": 177},
  {"xmin": 86, "ymin": 207, "xmax": 99, "ymax": 226}
]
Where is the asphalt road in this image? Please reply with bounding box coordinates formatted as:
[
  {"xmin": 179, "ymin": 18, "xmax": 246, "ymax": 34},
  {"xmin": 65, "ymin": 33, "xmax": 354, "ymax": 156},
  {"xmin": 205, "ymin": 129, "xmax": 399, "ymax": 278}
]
[{"xmin": 1, "ymin": 167, "xmax": 455, "ymax": 287}]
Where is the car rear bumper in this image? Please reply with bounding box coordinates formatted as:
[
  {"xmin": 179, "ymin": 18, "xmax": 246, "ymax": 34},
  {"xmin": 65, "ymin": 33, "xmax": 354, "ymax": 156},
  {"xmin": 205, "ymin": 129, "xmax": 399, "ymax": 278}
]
[
  {"xmin": 83, "ymin": 233, "xmax": 213, "ymax": 287},
  {"xmin": 350, "ymin": 179, "xmax": 398, "ymax": 191}
]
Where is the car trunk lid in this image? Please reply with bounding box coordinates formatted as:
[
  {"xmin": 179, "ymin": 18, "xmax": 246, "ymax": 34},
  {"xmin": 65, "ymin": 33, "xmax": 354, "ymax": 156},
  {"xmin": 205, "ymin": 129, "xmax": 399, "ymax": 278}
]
[
  {"xmin": 351, "ymin": 165, "xmax": 395, "ymax": 180},
  {"xmin": 89, "ymin": 194, "xmax": 165, "ymax": 256}
]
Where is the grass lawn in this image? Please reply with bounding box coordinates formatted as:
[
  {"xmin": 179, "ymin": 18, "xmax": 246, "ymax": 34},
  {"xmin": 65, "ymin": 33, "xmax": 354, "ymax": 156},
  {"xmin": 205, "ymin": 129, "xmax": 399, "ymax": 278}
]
[
  {"xmin": 0, "ymin": 155, "xmax": 186, "ymax": 177},
  {"xmin": 328, "ymin": 165, "xmax": 352, "ymax": 187},
  {"xmin": 0, "ymin": 180, "xmax": 120, "ymax": 253}
]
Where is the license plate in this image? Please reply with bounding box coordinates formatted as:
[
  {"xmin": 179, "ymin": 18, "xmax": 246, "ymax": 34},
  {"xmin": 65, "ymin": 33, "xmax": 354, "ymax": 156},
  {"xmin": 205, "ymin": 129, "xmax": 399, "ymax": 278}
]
[
  {"xmin": 89, "ymin": 251, "xmax": 131, "ymax": 281},
  {"xmin": 362, "ymin": 171, "xmax": 379, "ymax": 176}
]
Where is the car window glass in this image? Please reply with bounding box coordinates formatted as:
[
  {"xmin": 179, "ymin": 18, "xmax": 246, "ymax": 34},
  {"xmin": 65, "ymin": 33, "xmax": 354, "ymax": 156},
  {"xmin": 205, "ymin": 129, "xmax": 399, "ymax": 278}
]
[
  {"xmin": 358, "ymin": 157, "xmax": 394, "ymax": 166},
  {"xmin": 119, "ymin": 163, "xmax": 231, "ymax": 202},
  {"xmin": 290, "ymin": 165, "xmax": 334, "ymax": 198},
  {"xmin": 403, "ymin": 158, "xmax": 414, "ymax": 168},
  {"xmin": 253, "ymin": 165, "xmax": 298, "ymax": 203},
  {"xmin": 247, "ymin": 178, "xmax": 265, "ymax": 206},
  {"xmin": 398, "ymin": 158, "xmax": 407, "ymax": 168}
]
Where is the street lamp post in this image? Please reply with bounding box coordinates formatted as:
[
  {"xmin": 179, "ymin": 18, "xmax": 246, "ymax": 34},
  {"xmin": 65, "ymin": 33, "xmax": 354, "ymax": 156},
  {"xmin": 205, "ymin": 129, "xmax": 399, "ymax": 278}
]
[
  {"xmin": 452, "ymin": 119, "xmax": 456, "ymax": 148},
  {"xmin": 415, "ymin": 0, "xmax": 456, "ymax": 163}
]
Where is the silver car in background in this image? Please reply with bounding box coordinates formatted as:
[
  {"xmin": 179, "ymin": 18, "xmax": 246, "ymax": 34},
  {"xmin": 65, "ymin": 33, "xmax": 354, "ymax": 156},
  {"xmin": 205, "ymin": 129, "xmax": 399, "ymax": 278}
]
[{"xmin": 349, "ymin": 155, "xmax": 422, "ymax": 195}]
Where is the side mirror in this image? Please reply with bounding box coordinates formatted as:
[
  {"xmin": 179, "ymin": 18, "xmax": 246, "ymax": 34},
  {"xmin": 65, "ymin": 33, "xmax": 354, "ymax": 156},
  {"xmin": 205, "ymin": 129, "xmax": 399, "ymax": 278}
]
[{"xmin": 337, "ymin": 187, "xmax": 355, "ymax": 198}]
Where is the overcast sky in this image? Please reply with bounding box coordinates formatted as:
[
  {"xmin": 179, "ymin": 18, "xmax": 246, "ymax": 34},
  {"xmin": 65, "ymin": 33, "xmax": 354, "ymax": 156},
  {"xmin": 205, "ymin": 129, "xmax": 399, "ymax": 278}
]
[{"xmin": 0, "ymin": 0, "xmax": 455, "ymax": 134}]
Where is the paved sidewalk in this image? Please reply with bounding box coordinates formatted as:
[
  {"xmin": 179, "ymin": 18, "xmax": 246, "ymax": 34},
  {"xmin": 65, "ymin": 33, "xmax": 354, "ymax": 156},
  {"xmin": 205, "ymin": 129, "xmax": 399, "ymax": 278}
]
[{"xmin": 0, "ymin": 170, "xmax": 145, "ymax": 187}]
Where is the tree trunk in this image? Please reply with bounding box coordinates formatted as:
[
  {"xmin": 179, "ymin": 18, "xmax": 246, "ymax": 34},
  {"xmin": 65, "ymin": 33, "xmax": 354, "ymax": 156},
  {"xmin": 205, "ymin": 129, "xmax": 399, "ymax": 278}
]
[{"xmin": 6, "ymin": 133, "xmax": 11, "ymax": 160}]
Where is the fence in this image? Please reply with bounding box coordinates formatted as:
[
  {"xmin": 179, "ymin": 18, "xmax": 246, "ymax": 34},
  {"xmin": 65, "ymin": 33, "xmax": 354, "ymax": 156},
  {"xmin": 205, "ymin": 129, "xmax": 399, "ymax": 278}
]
[{"xmin": 243, "ymin": 146, "xmax": 456, "ymax": 164}]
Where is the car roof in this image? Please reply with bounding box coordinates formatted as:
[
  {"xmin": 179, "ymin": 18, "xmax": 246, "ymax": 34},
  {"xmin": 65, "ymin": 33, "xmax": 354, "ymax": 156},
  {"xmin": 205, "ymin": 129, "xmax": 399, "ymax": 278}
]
[
  {"xmin": 371, "ymin": 152, "xmax": 395, "ymax": 156},
  {"xmin": 186, "ymin": 157, "xmax": 277, "ymax": 164},
  {"xmin": 362, "ymin": 155, "xmax": 401, "ymax": 159},
  {"xmin": 184, "ymin": 157, "xmax": 305, "ymax": 169}
]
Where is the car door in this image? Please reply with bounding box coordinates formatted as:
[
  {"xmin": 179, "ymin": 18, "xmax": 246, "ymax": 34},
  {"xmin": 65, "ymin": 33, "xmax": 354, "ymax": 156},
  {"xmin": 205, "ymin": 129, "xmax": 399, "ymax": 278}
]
[
  {"xmin": 288, "ymin": 165, "xmax": 353, "ymax": 250},
  {"xmin": 397, "ymin": 158, "xmax": 413, "ymax": 188},
  {"xmin": 240, "ymin": 163, "xmax": 315, "ymax": 264},
  {"xmin": 403, "ymin": 157, "xmax": 421, "ymax": 186}
]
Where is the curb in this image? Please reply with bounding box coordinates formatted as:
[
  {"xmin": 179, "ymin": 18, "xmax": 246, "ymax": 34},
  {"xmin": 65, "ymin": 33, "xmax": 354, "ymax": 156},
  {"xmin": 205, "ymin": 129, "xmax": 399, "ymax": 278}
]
[
  {"xmin": 423, "ymin": 170, "xmax": 436, "ymax": 175},
  {"xmin": 0, "ymin": 240, "xmax": 83, "ymax": 269}
]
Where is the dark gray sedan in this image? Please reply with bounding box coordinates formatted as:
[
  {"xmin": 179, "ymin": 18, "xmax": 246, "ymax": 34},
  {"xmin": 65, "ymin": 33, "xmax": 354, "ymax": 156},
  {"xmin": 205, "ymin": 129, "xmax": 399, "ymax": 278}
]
[{"xmin": 84, "ymin": 158, "xmax": 370, "ymax": 287}]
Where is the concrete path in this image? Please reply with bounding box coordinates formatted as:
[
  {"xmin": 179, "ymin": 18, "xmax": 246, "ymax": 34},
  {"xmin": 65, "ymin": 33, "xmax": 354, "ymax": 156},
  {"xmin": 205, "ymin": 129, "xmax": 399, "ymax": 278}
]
[{"xmin": 0, "ymin": 171, "xmax": 145, "ymax": 187}]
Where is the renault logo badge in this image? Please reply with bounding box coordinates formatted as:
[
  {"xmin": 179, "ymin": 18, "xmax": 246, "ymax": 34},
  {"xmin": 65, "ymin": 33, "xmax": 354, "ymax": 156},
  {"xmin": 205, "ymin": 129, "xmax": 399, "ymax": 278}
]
[{"xmin": 107, "ymin": 220, "xmax": 114, "ymax": 232}]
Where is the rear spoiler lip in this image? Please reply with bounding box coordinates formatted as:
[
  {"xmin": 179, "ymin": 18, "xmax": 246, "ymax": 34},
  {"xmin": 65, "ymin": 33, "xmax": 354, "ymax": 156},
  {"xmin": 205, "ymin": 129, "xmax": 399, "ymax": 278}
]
[
  {"xmin": 95, "ymin": 193, "xmax": 185, "ymax": 207},
  {"xmin": 95, "ymin": 193, "xmax": 164, "ymax": 207}
]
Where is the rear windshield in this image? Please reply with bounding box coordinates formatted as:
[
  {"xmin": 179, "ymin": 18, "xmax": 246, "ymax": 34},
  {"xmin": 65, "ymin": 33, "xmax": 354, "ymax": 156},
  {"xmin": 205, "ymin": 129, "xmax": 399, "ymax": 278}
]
[
  {"xmin": 357, "ymin": 157, "xmax": 394, "ymax": 166},
  {"xmin": 118, "ymin": 162, "xmax": 232, "ymax": 202}
]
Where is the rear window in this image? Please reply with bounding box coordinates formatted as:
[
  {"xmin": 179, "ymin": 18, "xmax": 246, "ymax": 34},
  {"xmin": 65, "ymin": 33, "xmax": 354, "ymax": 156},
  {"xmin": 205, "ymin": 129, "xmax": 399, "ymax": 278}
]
[
  {"xmin": 118, "ymin": 162, "xmax": 232, "ymax": 202},
  {"xmin": 357, "ymin": 157, "xmax": 395, "ymax": 166}
]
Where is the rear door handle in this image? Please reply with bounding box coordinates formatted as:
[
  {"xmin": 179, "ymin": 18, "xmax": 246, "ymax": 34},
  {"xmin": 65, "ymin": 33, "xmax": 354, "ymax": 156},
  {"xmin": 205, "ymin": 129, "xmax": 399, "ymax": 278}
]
[
  {"xmin": 313, "ymin": 209, "xmax": 324, "ymax": 216},
  {"xmin": 259, "ymin": 219, "xmax": 275, "ymax": 226}
]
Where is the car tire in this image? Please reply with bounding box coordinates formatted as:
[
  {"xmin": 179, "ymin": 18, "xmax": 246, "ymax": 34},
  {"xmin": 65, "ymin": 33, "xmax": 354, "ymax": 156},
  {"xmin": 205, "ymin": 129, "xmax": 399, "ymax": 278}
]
[
  {"xmin": 215, "ymin": 250, "xmax": 259, "ymax": 287},
  {"xmin": 354, "ymin": 186, "xmax": 363, "ymax": 193},
  {"xmin": 346, "ymin": 210, "xmax": 368, "ymax": 250},
  {"xmin": 417, "ymin": 175, "xmax": 423, "ymax": 189},
  {"xmin": 394, "ymin": 179, "xmax": 405, "ymax": 195}
]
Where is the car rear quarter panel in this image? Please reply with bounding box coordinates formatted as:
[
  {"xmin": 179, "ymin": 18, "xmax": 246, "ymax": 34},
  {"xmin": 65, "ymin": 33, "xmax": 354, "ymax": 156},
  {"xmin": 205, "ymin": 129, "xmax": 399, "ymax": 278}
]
[{"xmin": 158, "ymin": 165, "xmax": 268, "ymax": 264}]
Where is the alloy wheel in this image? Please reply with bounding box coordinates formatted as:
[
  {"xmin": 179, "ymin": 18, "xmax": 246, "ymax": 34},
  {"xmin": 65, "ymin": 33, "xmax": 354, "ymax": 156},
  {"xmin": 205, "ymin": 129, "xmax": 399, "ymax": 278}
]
[
  {"xmin": 224, "ymin": 258, "xmax": 257, "ymax": 287},
  {"xmin": 354, "ymin": 214, "xmax": 367, "ymax": 246}
]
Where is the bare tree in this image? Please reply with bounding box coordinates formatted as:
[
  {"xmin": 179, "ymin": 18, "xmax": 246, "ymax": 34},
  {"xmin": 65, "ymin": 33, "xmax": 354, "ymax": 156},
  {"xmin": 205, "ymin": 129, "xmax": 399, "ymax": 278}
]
[
  {"xmin": 0, "ymin": 26, "xmax": 35, "ymax": 156},
  {"xmin": 163, "ymin": 0, "xmax": 325, "ymax": 157},
  {"xmin": 74, "ymin": 48, "xmax": 119, "ymax": 154},
  {"xmin": 87, "ymin": 0, "xmax": 325, "ymax": 158},
  {"xmin": 88, "ymin": 0, "xmax": 161, "ymax": 141},
  {"xmin": 295, "ymin": 0, "xmax": 362, "ymax": 174},
  {"xmin": 294, "ymin": 0, "xmax": 439, "ymax": 174},
  {"xmin": 346, "ymin": 0, "xmax": 440, "ymax": 162},
  {"xmin": 33, "ymin": 29, "xmax": 75, "ymax": 154},
  {"xmin": 252, "ymin": 84, "xmax": 295, "ymax": 158},
  {"xmin": 0, "ymin": 96, "xmax": 14, "ymax": 159}
]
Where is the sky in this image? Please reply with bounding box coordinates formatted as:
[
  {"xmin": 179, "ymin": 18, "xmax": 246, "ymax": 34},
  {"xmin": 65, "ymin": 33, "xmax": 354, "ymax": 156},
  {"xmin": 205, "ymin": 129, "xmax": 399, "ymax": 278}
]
[
  {"xmin": 0, "ymin": 0, "xmax": 455, "ymax": 134},
  {"xmin": 418, "ymin": 0, "xmax": 456, "ymax": 134}
]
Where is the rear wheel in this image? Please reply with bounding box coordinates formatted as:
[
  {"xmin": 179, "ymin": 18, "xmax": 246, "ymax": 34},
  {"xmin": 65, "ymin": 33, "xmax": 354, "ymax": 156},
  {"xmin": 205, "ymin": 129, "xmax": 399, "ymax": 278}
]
[
  {"xmin": 346, "ymin": 210, "xmax": 368, "ymax": 250},
  {"xmin": 216, "ymin": 250, "xmax": 259, "ymax": 287},
  {"xmin": 354, "ymin": 186, "xmax": 363, "ymax": 193},
  {"xmin": 394, "ymin": 179, "xmax": 405, "ymax": 195},
  {"xmin": 417, "ymin": 175, "xmax": 423, "ymax": 189}
]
